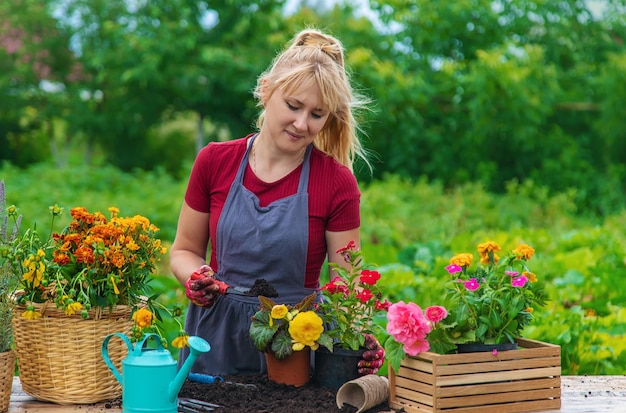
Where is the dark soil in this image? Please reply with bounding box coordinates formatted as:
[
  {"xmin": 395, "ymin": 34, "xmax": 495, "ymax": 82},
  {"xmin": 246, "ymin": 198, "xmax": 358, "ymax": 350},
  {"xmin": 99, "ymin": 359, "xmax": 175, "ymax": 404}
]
[
  {"xmin": 245, "ymin": 279, "xmax": 278, "ymax": 297},
  {"xmin": 178, "ymin": 374, "xmax": 403, "ymax": 413}
]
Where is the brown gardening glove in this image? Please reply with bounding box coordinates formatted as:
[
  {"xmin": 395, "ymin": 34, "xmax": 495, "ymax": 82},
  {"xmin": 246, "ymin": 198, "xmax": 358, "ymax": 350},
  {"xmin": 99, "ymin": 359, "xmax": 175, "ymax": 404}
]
[
  {"xmin": 358, "ymin": 333, "xmax": 385, "ymax": 375},
  {"xmin": 185, "ymin": 265, "xmax": 230, "ymax": 307}
]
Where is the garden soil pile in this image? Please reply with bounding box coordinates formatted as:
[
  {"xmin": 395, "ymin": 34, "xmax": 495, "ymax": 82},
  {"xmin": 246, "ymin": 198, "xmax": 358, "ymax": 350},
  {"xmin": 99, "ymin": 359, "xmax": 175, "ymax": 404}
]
[{"xmin": 178, "ymin": 374, "xmax": 402, "ymax": 412}]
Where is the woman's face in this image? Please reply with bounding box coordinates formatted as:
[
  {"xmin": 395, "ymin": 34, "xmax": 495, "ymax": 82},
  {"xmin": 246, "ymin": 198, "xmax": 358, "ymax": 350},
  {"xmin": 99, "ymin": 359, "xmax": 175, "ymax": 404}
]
[{"xmin": 261, "ymin": 81, "xmax": 331, "ymax": 154}]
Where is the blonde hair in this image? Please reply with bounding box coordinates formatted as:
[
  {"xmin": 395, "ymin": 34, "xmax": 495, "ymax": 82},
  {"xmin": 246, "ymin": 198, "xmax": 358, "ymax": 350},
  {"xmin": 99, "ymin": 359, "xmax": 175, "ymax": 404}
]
[{"xmin": 253, "ymin": 29, "xmax": 370, "ymax": 172}]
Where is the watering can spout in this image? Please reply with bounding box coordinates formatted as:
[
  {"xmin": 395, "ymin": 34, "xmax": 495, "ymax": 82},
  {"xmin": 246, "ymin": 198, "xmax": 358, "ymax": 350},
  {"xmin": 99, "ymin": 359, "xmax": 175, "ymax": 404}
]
[{"xmin": 169, "ymin": 336, "xmax": 211, "ymax": 400}]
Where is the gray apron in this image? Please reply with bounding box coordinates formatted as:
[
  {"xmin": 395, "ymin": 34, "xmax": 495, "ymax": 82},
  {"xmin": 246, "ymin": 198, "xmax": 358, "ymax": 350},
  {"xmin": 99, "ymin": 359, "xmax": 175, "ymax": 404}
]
[{"xmin": 180, "ymin": 135, "xmax": 315, "ymax": 375}]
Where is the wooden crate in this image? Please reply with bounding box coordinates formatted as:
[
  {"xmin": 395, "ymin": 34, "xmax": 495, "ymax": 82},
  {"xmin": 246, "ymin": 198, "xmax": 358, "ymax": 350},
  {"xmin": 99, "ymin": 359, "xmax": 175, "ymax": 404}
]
[{"xmin": 388, "ymin": 338, "xmax": 561, "ymax": 413}]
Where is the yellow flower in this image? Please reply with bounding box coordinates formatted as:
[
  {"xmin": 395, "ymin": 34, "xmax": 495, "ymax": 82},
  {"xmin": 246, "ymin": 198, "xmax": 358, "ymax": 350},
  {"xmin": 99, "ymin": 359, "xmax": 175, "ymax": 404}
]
[
  {"xmin": 449, "ymin": 253, "xmax": 473, "ymax": 267},
  {"xmin": 132, "ymin": 308, "xmax": 154, "ymax": 329},
  {"xmin": 172, "ymin": 334, "xmax": 189, "ymax": 349},
  {"xmin": 271, "ymin": 304, "xmax": 288, "ymax": 319},
  {"xmin": 110, "ymin": 276, "xmax": 120, "ymax": 294},
  {"xmin": 22, "ymin": 249, "xmax": 46, "ymax": 287},
  {"xmin": 288, "ymin": 311, "xmax": 323, "ymax": 350},
  {"xmin": 270, "ymin": 304, "xmax": 288, "ymax": 327},
  {"xmin": 22, "ymin": 308, "xmax": 42, "ymax": 320},
  {"xmin": 64, "ymin": 301, "xmax": 83, "ymax": 316},
  {"xmin": 513, "ymin": 244, "xmax": 535, "ymax": 260},
  {"xmin": 525, "ymin": 307, "xmax": 534, "ymax": 313}
]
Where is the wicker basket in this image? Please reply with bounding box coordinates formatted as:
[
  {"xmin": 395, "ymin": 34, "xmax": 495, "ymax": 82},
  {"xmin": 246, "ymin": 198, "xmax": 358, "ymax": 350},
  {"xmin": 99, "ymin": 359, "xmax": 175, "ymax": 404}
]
[
  {"xmin": 12, "ymin": 301, "xmax": 133, "ymax": 404},
  {"xmin": 0, "ymin": 349, "xmax": 15, "ymax": 413}
]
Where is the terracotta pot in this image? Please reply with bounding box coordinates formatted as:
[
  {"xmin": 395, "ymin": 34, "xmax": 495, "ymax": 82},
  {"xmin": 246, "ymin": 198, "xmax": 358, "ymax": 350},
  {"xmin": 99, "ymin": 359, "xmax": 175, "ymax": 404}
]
[
  {"xmin": 265, "ymin": 347, "xmax": 311, "ymax": 387},
  {"xmin": 1, "ymin": 349, "xmax": 16, "ymax": 413},
  {"xmin": 313, "ymin": 346, "xmax": 365, "ymax": 390}
]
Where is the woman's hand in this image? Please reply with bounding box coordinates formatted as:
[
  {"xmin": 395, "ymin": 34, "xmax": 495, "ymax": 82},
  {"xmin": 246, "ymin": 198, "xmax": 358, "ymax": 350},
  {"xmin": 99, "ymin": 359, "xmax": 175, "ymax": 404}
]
[
  {"xmin": 184, "ymin": 265, "xmax": 225, "ymax": 307},
  {"xmin": 358, "ymin": 333, "xmax": 385, "ymax": 375}
]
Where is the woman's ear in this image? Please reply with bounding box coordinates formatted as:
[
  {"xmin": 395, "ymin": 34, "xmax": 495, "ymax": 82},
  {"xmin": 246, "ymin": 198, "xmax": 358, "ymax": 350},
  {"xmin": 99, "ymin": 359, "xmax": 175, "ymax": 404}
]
[{"xmin": 259, "ymin": 78, "xmax": 270, "ymax": 105}]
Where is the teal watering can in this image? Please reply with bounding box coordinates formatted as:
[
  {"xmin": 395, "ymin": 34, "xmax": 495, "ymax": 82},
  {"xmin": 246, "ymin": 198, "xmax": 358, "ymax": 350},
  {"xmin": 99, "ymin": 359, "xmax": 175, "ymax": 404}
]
[{"xmin": 102, "ymin": 333, "xmax": 210, "ymax": 413}]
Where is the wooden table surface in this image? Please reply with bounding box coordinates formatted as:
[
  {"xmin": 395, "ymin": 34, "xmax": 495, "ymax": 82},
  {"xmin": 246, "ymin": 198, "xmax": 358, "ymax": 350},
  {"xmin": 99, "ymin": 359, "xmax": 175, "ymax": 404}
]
[{"xmin": 8, "ymin": 375, "xmax": 626, "ymax": 412}]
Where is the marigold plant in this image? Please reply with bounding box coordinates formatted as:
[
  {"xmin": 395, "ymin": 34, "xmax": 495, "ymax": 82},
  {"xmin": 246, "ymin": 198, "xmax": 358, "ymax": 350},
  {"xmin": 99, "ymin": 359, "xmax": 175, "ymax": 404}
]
[
  {"xmin": 11, "ymin": 206, "xmax": 168, "ymax": 317},
  {"xmin": 437, "ymin": 241, "xmax": 549, "ymax": 351},
  {"xmin": 2, "ymin": 204, "xmax": 188, "ymax": 347}
]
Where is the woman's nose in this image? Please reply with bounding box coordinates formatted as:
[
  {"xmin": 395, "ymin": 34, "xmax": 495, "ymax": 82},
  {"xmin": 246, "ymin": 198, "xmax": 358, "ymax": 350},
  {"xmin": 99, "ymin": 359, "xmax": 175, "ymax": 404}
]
[{"xmin": 293, "ymin": 112, "xmax": 308, "ymax": 131}]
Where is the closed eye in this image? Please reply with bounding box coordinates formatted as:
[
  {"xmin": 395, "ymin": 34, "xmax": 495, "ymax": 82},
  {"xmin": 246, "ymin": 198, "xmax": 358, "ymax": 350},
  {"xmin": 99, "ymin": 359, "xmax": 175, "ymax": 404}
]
[{"xmin": 287, "ymin": 102, "xmax": 324, "ymax": 119}]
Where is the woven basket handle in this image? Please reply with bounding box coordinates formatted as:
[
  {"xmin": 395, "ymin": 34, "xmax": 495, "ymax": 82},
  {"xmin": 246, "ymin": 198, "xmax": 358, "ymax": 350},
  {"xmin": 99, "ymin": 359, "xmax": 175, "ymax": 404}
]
[{"xmin": 101, "ymin": 332, "xmax": 133, "ymax": 384}]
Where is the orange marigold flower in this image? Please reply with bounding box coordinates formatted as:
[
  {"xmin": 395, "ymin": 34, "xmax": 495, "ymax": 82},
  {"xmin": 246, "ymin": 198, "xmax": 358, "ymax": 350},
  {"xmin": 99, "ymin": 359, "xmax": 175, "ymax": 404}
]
[
  {"xmin": 449, "ymin": 253, "xmax": 473, "ymax": 267},
  {"xmin": 478, "ymin": 241, "xmax": 501, "ymax": 264},
  {"xmin": 480, "ymin": 253, "xmax": 500, "ymax": 265},
  {"xmin": 513, "ymin": 244, "xmax": 535, "ymax": 260},
  {"xmin": 523, "ymin": 271, "xmax": 537, "ymax": 282},
  {"xmin": 132, "ymin": 308, "xmax": 154, "ymax": 329}
]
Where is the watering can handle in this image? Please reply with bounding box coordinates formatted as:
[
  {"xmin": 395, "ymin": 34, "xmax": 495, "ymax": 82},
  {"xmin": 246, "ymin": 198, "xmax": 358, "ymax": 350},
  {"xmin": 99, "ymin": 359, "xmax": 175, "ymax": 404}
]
[
  {"xmin": 101, "ymin": 332, "xmax": 133, "ymax": 384},
  {"xmin": 133, "ymin": 333, "xmax": 164, "ymax": 355}
]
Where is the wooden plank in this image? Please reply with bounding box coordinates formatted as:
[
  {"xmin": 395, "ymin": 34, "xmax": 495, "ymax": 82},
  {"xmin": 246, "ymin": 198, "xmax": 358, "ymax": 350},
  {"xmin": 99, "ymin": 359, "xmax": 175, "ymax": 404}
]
[
  {"xmin": 436, "ymin": 356, "xmax": 560, "ymax": 375},
  {"xmin": 436, "ymin": 388, "xmax": 561, "ymax": 409},
  {"xmin": 436, "ymin": 367, "xmax": 562, "ymax": 386},
  {"xmin": 437, "ymin": 377, "xmax": 561, "ymax": 398}
]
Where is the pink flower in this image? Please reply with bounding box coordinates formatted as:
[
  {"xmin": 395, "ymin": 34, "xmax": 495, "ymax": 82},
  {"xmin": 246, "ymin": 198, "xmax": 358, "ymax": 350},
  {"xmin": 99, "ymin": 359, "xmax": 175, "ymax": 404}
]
[
  {"xmin": 425, "ymin": 305, "xmax": 448, "ymax": 323},
  {"xmin": 386, "ymin": 301, "xmax": 432, "ymax": 356},
  {"xmin": 505, "ymin": 270, "xmax": 519, "ymax": 276},
  {"xmin": 511, "ymin": 275, "xmax": 529, "ymax": 287},
  {"xmin": 445, "ymin": 264, "xmax": 463, "ymax": 274},
  {"xmin": 359, "ymin": 269, "xmax": 381, "ymax": 286},
  {"xmin": 463, "ymin": 278, "xmax": 480, "ymax": 291}
]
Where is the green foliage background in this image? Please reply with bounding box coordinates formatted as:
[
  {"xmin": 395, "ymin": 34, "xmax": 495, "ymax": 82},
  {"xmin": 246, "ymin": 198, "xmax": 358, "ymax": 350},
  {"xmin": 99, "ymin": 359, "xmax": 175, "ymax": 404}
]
[
  {"xmin": 2, "ymin": 164, "xmax": 625, "ymax": 375},
  {"xmin": 3, "ymin": 0, "xmax": 626, "ymax": 376}
]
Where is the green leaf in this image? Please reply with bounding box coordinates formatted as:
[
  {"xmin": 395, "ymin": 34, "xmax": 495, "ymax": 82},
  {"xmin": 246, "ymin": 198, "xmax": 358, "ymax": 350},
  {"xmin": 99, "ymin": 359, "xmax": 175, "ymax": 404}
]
[{"xmin": 384, "ymin": 337, "xmax": 406, "ymax": 373}]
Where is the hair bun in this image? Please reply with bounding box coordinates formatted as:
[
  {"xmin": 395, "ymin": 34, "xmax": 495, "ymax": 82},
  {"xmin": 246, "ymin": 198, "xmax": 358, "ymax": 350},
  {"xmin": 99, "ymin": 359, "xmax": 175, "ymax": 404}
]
[{"xmin": 294, "ymin": 30, "xmax": 344, "ymax": 67}]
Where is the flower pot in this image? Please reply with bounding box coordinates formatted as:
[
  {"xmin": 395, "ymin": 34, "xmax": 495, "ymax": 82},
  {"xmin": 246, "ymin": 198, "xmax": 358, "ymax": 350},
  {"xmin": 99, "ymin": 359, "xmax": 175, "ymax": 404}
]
[
  {"xmin": 12, "ymin": 303, "xmax": 134, "ymax": 404},
  {"xmin": 265, "ymin": 347, "xmax": 311, "ymax": 387},
  {"xmin": 0, "ymin": 350, "xmax": 15, "ymax": 413},
  {"xmin": 313, "ymin": 346, "xmax": 365, "ymax": 391},
  {"xmin": 456, "ymin": 341, "xmax": 518, "ymax": 353}
]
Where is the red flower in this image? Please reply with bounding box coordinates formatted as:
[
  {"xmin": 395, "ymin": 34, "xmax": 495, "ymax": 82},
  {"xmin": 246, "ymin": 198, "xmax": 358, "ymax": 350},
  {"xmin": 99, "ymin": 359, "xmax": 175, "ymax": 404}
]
[
  {"xmin": 359, "ymin": 269, "xmax": 381, "ymax": 286},
  {"xmin": 336, "ymin": 241, "xmax": 356, "ymax": 254},
  {"xmin": 356, "ymin": 289, "xmax": 374, "ymax": 303},
  {"xmin": 375, "ymin": 299, "xmax": 391, "ymax": 311}
]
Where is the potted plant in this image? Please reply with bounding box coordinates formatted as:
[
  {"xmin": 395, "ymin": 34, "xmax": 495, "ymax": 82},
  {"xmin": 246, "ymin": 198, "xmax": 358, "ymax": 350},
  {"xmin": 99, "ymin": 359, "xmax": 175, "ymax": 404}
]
[
  {"xmin": 314, "ymin": 241, "xmax": 390, "ymax": 389},
  {"xmin": 249, "ymin": 292, "xmax": 331, "ymax": 386},
  {"xmin": 384, "ymin": 241, "xmax": 558, "ymax": 413},
  {"xmin": 0, "ymin": 180, "xmax": 21, "ymax": 412},
  {"xmin": 4, "ymin": 204, "xmax": 173, "ymax": 404},
  {"xmin": 385, "ymin": 241, "xmax": 549, "ymax": 368}
]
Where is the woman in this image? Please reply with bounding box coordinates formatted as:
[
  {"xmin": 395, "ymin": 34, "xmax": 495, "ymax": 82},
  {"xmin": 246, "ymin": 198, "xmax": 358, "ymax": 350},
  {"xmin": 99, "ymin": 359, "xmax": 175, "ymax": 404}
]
[{"xmin": 171, "ymin": 28, "xmax": 383, "ymax": 376}]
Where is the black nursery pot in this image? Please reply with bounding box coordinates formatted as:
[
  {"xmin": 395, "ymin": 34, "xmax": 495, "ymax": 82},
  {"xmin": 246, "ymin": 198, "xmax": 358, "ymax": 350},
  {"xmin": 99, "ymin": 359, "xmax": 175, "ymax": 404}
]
[
  {"xmin": 313, "ymin": 346, "xmax": 365, "ymax": 391},
  {"xmin": 456, "ymin": 341, "xmax": 519, "ymax": 353}
]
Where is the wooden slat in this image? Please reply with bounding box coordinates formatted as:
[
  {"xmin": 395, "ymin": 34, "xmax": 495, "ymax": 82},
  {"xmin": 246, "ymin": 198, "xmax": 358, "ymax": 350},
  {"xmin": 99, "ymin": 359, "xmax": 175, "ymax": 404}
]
[
  {"xmin": 436, "ymin": 367, "xmax": 562, "ymax": 387},
  {"xmin": 437, "ymin": 377, "xmax": 561, "ymax": 398},
  {"xmin": 436, "ymin": 356, "xmax": 560, "ymax": 375},
  {"xmin": 437, "ymin": 388, "xmax": 561, "ymax": 409}
]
